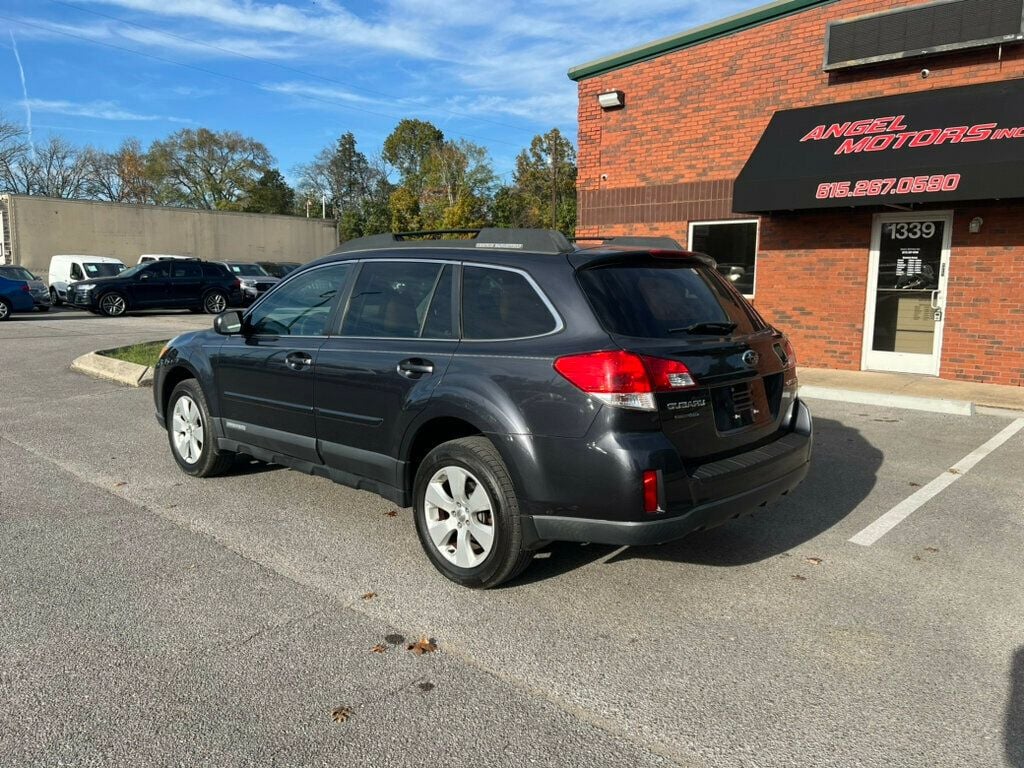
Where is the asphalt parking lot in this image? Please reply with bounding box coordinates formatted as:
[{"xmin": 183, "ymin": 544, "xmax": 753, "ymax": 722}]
[{"xmin": 2, "ymin": 308, "xmax": 1023, "ymax": 767}]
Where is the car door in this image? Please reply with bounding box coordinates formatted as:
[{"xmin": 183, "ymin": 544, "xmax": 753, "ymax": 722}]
[
  {"xmin": 315, "ymin": 260, "xmax": 457, "ymax": 490},
  {"xmin": 212, "ymin": 262, "xmax": 354, "ymax": 463},
  {"xmin": 169, "ymin": 260, "xmax": 203, "ymax": 308},
  {"xmin": 133, "ymin": 261, "xmax": 171, "ymax": 307}
]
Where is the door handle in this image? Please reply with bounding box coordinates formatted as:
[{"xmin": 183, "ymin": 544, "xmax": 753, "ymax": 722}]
[
  {"xmin": 397, "ymin": 358, "xmax": 434, "ymax": 378},
  {"xmin": 930, "ymin": 289, "xmax": 941, "ymax": 309},
  {"xmin": 285, "ymin": 352, "xmax": 313, "ymax": 371}
]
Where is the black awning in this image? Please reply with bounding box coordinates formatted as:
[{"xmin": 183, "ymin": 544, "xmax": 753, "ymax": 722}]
[{"xmin": 733, "ymin": 79, "xmax": 1024, "ymax": 213}]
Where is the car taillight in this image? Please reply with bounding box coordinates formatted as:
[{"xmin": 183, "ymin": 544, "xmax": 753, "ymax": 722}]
[
  {"xmin": 233, "ymin": 278, "xmax": 242, "ymax": 289},
  {"xmin": 774, "ymin": 338, "xmax": 798, "ymax": 369},
  {"xmin": 553, "ymin": 351, "xmax": 696, "ymax": 412},
  {"xmin": 20, "ymin": 284, "xmax": 30, "ymax": 293},
  {"xmin": 642, "ymin": 470, "xmax": 661, "ymax": 513}
]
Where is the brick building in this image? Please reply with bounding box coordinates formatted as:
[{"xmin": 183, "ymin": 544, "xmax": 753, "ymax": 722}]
[{"xmin": 570, "ymin": 0, "xmax": 1024, "ymax": 386}]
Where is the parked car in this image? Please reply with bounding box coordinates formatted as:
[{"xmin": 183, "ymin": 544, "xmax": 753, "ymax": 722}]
[
  {"xmin": 48, "ymin": 255, "xmax": 126, "ymax": 306},
  {"xmin": 0, "ymin": 266, "xmax": 51, "ymax": 311},
  {"xmin": 153, "ymin": 228, "xmax": 812, "ymax": 588},
  {"xmin": 138, "ymin": 254, "xmax": 192, "ymax": 264},
  {"xmin": 257, "ymin": 261, "xmax": 302, "ymax": 278},
  {"xmin": 213, "ymin": 261, "xmax": 279, "ymax": 305},
  {"xmin": 0, "ymin": 272, "xmax": 39, "ymax": 320},
  {"xmin": 67, "ymin": 259, "xmax": 242, "ymax": 316}
]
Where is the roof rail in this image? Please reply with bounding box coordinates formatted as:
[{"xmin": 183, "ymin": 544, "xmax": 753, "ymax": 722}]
[
  {"xmin": 336, "ymin": 228, "xmax": 574, "ymax": 255},
  {"xmin": 572, "ymin": 235, "xmax": 686, "ymax": 250}
]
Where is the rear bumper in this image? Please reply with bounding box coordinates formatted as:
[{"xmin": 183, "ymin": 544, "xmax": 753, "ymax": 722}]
[
  {"xmin": 514, "ymin": 399, "xmax": 813, "ymax": 547},
  {"xmin": 526, "ymin": 457, "xmax": 809, "ymax": 546}
]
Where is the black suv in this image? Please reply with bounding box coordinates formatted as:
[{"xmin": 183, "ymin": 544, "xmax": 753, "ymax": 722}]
[
  {"xmin": 68, "ymin": 259, "xmax": 243, "ymax": 316},
  {"xmin": 154, "ymin": 229, "xmax": 812, "ymax": 587}
]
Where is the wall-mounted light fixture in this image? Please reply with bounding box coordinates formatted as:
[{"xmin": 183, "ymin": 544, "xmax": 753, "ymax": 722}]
[
  {"xmin": 597, "ymin": 90, "xmax": 625, "ymax": 110},
  {"xmin": 968, "ymin": 216, "xmax": 983, "ymax": 234}
]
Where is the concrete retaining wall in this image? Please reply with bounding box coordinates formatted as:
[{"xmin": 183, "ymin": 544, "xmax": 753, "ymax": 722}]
[{"xmin": 1, "ymin": 195, "xmax": 338, "ymax": 273}]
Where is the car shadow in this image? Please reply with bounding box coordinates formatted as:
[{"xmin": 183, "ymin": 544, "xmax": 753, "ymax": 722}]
[
  {"xmin": 1008, "ymin": 647, "xmax": 1024, "ymax": 767},
  {"xmin": 514, "ymin": 416, "xmax": 882, "ymax": 584}
]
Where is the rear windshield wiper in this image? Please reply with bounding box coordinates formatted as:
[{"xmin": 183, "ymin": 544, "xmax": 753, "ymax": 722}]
[{"xmin": 668, "ymin": 321, "xmax": 738, "ymax": 335}]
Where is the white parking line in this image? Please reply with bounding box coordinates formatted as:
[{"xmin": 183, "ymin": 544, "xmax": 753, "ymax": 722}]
[{"xmin": 849, "ymin": 418, "xmax": 1024, "ymax": 546}]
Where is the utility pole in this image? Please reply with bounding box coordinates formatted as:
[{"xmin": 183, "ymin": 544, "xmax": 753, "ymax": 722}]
[
  {"xmin": 549, "ymin": 142, "xmax": 557, "ymax": 231},
  {"xmin": 322, "ymin": 195, "xmax": 327, "ymax": 220},
  {"xmin": 305, "ymin": 199, "xmax": 311, "ymax": 218}
]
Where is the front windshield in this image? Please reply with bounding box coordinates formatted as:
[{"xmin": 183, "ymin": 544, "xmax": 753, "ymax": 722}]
[
  {"xmin": 83, "ymin": 262, "xmax": 126, "ymax": 278},
  {"xmin": 0, "ymin": 266, "xmax": 35, "ymax": 281},
  {"xmin": 228, "ymin": 263, "xmax": 270, "ymax": 277}
]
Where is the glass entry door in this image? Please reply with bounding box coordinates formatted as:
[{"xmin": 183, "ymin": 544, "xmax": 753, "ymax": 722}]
[{"xmin": 862, "ymin": 212, "xmax": 952, "ymax": 375}]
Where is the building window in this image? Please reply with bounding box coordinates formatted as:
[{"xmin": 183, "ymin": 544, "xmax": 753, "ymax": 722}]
[{"xmin": 688, "ymin": 219, "xmax": 758, "ymax": 296}]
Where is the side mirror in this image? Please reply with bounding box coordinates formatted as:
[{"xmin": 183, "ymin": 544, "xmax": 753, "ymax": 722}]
[{"xmin": 214, "ymin": 310, "xmax": 244, "ymax": 335}]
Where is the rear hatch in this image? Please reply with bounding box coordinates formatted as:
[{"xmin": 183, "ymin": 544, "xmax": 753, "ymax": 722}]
[{"xmin": 575, "ymin": 252, "xmax": 796, "ymax": 464}]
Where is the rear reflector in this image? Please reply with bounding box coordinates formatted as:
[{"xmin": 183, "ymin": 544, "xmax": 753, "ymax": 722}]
[
  {"xmin": 553, "ymin": 350, "xmax": 696, "ymax": 411},
  {"xmin": 642, "ymin": 470, "xmax": 660, "ymax": 513}
]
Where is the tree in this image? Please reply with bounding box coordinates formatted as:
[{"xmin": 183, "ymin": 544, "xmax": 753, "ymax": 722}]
[
  {"xmin": 491, "ymin": 185, "xmax": 534, "ymax": 229},
  {"xmin": 0, "ymin": 114, "xmax": 28, "ymax": 189},
  {"xmin": 382, "ymin": 119, "xmax": 444, "ymax": 194},
  {"xmin": 147, "ymin": 128, "xmax": 274, "ymax": 210},
  {"xmin": 243, "ymin": 169, "xmax": 295, "ymax": 215},
  {"xmin": 81, "ymin": 139, "xmax": 155, "ymax": 204},
  {"xmin": 0, "ymin": 135, "xmax": 89, "ymax": 199},
  {"xmin": 512, "ymin": 128, "xmax": 577, "ymax": 235},
  {"xmin": 420, "ymin": 139, "xmax": 497, "ymax": 229},
  {"xmin": 296, "ymin": 132, "xmax": 393, "ymax": 240}
]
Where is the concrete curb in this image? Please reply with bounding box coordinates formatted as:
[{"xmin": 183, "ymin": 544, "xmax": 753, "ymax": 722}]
[
  {"xmin": 71, "ymin": 351, "xmax": 154, "ymax": 388},
  {"xmin": 799, "ymin": 385, "xmax": 975, "ymax": 416}
]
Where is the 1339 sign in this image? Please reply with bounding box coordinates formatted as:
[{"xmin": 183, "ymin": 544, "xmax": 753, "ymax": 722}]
[{"xmin": 885, "ymin": 222, "xmax": 936, "ymax": 240}]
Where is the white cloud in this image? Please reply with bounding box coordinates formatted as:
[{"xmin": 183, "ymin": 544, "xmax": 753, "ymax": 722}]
[{"xmin": 26, "ymin": 98, "xmax": 192, "ymax": 123}]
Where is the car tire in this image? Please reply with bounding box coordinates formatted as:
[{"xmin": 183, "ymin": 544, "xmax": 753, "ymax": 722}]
[
  {"xmin": 98, "ymin": 291, "xmax": 128, "ymax": 317},
  {"xmin": 50, "ymin": 288, "xmax": 62, "ymax": 306},
  {"xmin": 413, "ymin": 436, "xmax": 532, "ymax": 589},
  {"xmin": 166, "ymin": 379, "xmax": 234, "ymax": 477},
  {"xmin": 0, "ymin": 298, "xmax": 11, "ymax": 321},
  {"xmin": 202, "ymin": 290, "xmax": 228, "ymax": 314}
]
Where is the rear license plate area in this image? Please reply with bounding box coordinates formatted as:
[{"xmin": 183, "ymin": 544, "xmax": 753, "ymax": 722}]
[{"xmin": 712, "ymin": 379, "xmax": 772, "ymax": 432}]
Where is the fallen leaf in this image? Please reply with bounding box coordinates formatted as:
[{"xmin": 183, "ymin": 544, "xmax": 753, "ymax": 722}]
[
  {"xmin": 417, "ymin": 682, "xmax": 435, "ymax": 692},
  {"xmin": 407, "ymin": 636, "xmax": 438, "ymax": 655},
  {"xmin": 908, "ymin": 482, "xmax": 921, "ymax": 488},
  {"xmin": 803, "ymin": 556, "xmax": 823, "ymax": 566},
  {"xmin": 384, "ymin": 633, "xmax": 405, "ymax": 646},
  {"xmin": 361, "ymin": 592, "xmax": 376, "ymax": 601},
  {"xmin": 948, "ymin": 468, "xmax": 961, "ymax": 475},
  {"xmin": 385, "ymin": 510, "xmax": 398, "ymax": 517},
  {"xmin": 912, "ymin": 554, "xmax": 922, "ymax": 561},
  {"xmin": 114, "ymin": 481, "xmax": 128, "ymax": 487},
  {"xmin": 791, "ymin": 574, "xmax": 807, "ymax": 581},
  {"xmin": 371, "ymin": 643, "xmax": 388, "ymax": 654},
  {"xmin": 924, "ymin": 546, "xmax": 939, "ymax": 553},
  {"xmin": 331, "ymin": 706, "xmax": 353, "ymax": 723}
]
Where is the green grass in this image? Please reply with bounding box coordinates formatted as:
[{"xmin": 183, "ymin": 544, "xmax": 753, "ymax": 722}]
[{"xmin": 99, "ymin": 340, "xmax": 167, "ymax": 367}]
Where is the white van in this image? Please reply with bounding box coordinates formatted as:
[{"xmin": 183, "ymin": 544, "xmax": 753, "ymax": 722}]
[
  {"xmin": 137, "ymin": 254, "xmax": 191, "ymax": 264},
  {"xmin": 48, "ymin": 255, "xmax": 127, "ymax": 305}
]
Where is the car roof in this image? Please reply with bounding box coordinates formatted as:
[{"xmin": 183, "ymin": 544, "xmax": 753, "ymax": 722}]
[{"xmin": 52, "ymin": 254, "xmax": 122, "ymax": 261}]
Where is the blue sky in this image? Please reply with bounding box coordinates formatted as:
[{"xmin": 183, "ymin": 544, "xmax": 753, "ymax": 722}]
[{"xmin": 0, "ymin": 0, "xmax": 758, "ymax": 184}]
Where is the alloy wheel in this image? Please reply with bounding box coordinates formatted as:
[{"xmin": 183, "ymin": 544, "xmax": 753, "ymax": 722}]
[
  {"xmin": 171, "ymin": 395, "xmax": 205, "ymax": 465},
  {"xmin": 0, "ymin": 301, "xmax": 9, "ymax": 320},
  {"xmin": 205, "ymin": 292, "xmax": 227, "ymax": 313},
  {"xmin": 100, "ymin": 294, "xmax": 126, "ymax": 316},
  {"xmin": 422, "ymin": 466, "xmax": 495, "ymax": 569}
]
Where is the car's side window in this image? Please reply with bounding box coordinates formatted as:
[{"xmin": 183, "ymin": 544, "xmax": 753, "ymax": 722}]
[
  {"xmin": 340, "ymin": 261, "xmax": 447, "ymax": 339},
  {"xmin": 421, "ymin": 264, "xmax": 455, "ymax": 339},
  {"xmin": 462, "ymin": 266, "xmax": 557, "ymax": 340},
  {"xmin": 172, "ymin": 262, "xmax": 201, "ymax": 278},
  {"xmin": 70, "ymin": 264, "xmax": 83, "ymax": 281},
  {"xmin": 246, "ymin": 264, "xmax": 352, "ymax": 337},
  {"xmin": 145, "ymin": 262, "xmax": 171, "ymax": 279}
]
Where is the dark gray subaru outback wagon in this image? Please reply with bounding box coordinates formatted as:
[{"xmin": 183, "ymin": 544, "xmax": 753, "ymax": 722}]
[{"xmin": 154, "ymin": 228, "xmax": 812, "ymax": 588}]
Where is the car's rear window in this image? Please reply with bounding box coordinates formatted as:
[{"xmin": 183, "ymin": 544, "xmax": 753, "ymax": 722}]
[{"xmin": 577, "ymin": 260, "xmax": 762, "ymax": 338}]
